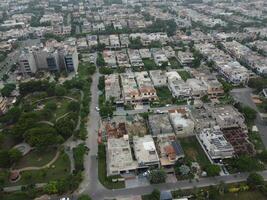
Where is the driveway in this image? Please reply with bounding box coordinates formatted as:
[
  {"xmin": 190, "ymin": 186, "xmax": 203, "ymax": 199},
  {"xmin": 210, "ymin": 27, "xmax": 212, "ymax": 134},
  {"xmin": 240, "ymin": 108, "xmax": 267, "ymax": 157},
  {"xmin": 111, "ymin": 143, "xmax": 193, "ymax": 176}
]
[{"xmin": 125, "ymin": 176, "xmax": 150, "ymax": 188}]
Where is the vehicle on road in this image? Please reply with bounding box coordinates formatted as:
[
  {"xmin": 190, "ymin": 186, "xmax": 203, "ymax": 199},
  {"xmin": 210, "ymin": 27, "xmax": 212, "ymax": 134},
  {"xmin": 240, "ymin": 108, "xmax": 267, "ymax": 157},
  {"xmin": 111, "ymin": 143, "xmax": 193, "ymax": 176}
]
[{"xmin": 95, "ymin": 106, "xmax": 100, "ymax": 112}]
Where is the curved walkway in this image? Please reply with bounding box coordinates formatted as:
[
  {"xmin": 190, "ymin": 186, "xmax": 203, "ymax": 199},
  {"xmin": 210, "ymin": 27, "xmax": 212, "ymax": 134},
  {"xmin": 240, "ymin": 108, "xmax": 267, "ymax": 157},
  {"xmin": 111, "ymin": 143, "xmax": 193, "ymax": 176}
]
[
  {"xmin": 32, "ymin": 95, "xmax": 78, "ymax": 105},
  {"xmin": 55, "ymin": 112, "xmax": 70, "ymax": 122},
  {"xmin": 17, "ymin": 150, "xmax": 60, "ymax": 172}
]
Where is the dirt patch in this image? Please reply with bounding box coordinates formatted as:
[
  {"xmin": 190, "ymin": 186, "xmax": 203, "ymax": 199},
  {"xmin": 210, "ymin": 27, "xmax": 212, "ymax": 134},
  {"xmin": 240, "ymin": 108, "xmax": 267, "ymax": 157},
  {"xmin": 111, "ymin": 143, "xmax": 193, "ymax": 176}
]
[{"xmin": 185, "ymin": 148, "xmax": 197, "ymax": 161}]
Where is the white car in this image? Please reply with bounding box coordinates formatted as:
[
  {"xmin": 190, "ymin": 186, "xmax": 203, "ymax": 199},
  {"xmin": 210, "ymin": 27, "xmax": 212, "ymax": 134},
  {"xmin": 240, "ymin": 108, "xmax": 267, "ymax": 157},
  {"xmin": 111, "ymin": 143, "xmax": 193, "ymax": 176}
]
[
  {"xmin": 95, "ymin": 107, "xmax": 100, "ymax": 112},
  {"xmin": 156, "ymin": 110, "xmax": 163, "ymax": 114}
]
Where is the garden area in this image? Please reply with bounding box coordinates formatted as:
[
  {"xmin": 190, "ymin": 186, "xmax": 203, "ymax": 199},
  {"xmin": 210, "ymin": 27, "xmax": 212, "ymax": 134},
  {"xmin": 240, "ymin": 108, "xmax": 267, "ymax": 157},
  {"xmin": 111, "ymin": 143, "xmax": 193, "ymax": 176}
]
[
  {"xmin": 178, "ymin": 70, "xmax": 192, "ymax": 81},
  {"xmin": 154, "ymin": 86, "xmax": 173, "ymax": 105},
  {"xmin": 14, "ymin": 148, "xmax": 58, "ymax": 169},
  {"xmin": 179, "ymin": 136, "xmax": 210, "ymax": 170},
  {"xmin": 169, "ymin": 57, "xmax": 182, "ymax": 69},
  {"xmin": 1, "ymin": 151, "xmax": 70, "ymax": 187},
  {"xmin": 143, "ymin": 58, "xmax": 157, "ymax": 71}
]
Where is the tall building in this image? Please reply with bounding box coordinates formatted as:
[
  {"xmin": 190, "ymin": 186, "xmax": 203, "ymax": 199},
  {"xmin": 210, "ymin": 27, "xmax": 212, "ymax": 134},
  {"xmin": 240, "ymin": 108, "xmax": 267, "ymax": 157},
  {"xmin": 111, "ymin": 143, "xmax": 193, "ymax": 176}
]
[
  {"xmin": 19, "ymin": 48, "xmax": 37, "ymax": 74},
  {"xmin": 18, "ymin": 43, "xmax": 78, "ymax": 75}
]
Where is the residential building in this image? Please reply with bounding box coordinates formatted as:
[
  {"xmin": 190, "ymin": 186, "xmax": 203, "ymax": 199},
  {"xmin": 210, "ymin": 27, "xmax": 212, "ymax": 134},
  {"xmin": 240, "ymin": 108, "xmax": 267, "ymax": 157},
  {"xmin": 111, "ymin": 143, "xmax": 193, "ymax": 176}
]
[
  {"xmin": 168, "ymin": 108, "xmax": 195, "ymax": 137},
  {"xmin": 105, "ymin": 74, "xmax": 121, "ymax": 102},
  {"xmin": 148, "ymin": 114, "xmax": 174, "ymax": 137},
  {"xmin": 116, "ymin": 50, "xmax": 130, "ymax": 68},
  {"xmin": 133, "ymin": 135, "xmax": 160, "ymax": 169},
  {"xmin": 177, "ymin": 51, "xmax": 194, "ymax": 67},
  {"xmin": 103, "ymin": 50, "xmax": 117, "ymax": 68},
  {"xmin": 120, "ymin": 73, "xmax": 141, "ymax": 104},
  {"xmin": 128, "ymin": 49, "xmax": 143, "ymax": 67},
  {"xmin": 151, "ymin": 48, "xmax": 169, "ymax": 67},
  {"xmin": 199, "ymin": 127, "xmax": 234, "ymax": 160},
  {"xmin": 157, "ymin": 137, "xmax": 184, "ymax": 167},
  {"xmin": 166, "ymin": 71, "xmax": 191, "ymax": 99},
  {"xmin": 135, "ymin": 71, "xmax": 158, "ymax": 102},
  {"xmin": 106, "ymin": 136, "xmax": 137, "ymax": 176},
  {"xmin": 149, "ymin": 70, "xmax": 167, "ymax": 87}
]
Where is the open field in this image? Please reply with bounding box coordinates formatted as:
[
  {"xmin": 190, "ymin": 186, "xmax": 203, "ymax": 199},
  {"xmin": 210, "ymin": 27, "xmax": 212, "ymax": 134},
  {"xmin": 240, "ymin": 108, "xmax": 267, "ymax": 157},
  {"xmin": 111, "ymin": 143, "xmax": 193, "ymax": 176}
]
[
  {"xmin": 179, "ymin": 136, "xmax": 210, "ymax": 168},
  {"xmin": 5, "ymin": 152, "xmax": 70, "ymax": 187},
  {"xmin": 14, "ymin": 148, "xmax": 58, "ymax": 169}
]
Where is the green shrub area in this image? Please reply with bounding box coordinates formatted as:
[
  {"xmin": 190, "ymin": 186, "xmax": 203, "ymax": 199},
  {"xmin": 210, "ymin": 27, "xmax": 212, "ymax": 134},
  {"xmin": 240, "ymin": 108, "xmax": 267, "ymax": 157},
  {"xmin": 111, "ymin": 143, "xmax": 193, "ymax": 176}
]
[
  {"xmin": 178, "ymin": 70, "xmax": 192, "ymax": 81},
  {"xmin": 73, "ymin": 143, "xmax": 89, "ymax": 172}
]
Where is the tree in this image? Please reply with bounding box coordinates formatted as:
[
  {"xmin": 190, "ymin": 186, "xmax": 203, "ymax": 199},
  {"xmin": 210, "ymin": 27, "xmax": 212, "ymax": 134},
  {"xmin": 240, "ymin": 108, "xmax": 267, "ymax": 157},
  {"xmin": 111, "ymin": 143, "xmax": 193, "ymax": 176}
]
[
  {"xmin": 205, "ymin": 164, "xmax": 220, "ymax": 177},
  {"xmin": 44, "ymin": 102, "xmax": 57, "ymax": 111},
  {"xmin": 78, "ymin": 194, "xmax": 92, "ymax": 200},
  {"xmin": 129, "ymin": 37, "xmax": 143, "ymax": 49},
  {"xmin": 248, "ymin": 78, "xmax": 267, "ymax": 92},
  {"xmin": 258, "ymin": 150, "xmax": 267, "ymax": 163},
  {"xmin": 2, "ymin": 74, "xmax": 9, "ymax": 82},
  {"xmin": 233, "ymin": 155, "xmax": 264, "ymax": 172},
  {"xmin": 235, "ymin": 104, "xmax": 257, "ymax": 125},
  {"xmin": 73, "ymin": 144, "xmax": 89, "ymax": 172},
  {"xmin": 247, "ymin": 172, "xmax": 264, "ymax": 189},
  {"xmin": 25, "ymin": 125, "xmax": 63, "ymax": 149},
  {"xmin": 98, "ymin": 76, "xmax": 105, "ymax": 91},
  {"xmin": 55, "ymin": 85, "xmax": 67, "ymax": 96},
  {"xmin": 99, "ymin": 66, "xmax": 113, "ymax": 75},
  {"xmin": 150, "ymin": 189, "xmax": 160, "ymax": 200},
  {"xmin": 1, "ymin": 83, "xmax": 16, "ymax": 97},
  {"xmin": 12, "ymin": 112, "xmax": 40, "ymax": 139},
  {"xmin": 149, "ymin": 169, "xmax": 167, "ymax": 184},
  {"xmin": 96, "ymin": 53, "xmax": 106, "ymax": 67},
  {"xmin": 44, "ymin": 181, "xmax": 58, "ymax": 194},
  {"xmin": 55, "ymin": 117, "xmax": 75, "ymax": 139},
  {"xmin": 8, "ymin": 149, "xmax": 22, "ymax": 164},
  {"xmin": 67, "ymin": 101, "xmax": 80, "ymax": 112},
  {"xmin": 0, "ymin": 150, "xmax": 11, "ymax": 168},
  {"xmin": 0, "ymin": 107, "xmax": 21, "ymax": 124}
]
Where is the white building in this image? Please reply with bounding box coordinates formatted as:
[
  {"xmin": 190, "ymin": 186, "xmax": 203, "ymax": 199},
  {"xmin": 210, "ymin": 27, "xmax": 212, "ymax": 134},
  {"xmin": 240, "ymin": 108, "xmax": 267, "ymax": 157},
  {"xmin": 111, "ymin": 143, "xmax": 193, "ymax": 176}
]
[{"xmin": 199, "ymin": 127, "xmax": 234, "ymax": 160}]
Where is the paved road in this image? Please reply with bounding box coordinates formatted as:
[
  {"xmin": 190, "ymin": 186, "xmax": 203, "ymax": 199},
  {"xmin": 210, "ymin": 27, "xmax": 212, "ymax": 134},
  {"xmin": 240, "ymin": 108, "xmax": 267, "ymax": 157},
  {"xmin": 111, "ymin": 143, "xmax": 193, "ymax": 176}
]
[
  {"xmin": 81, "ymin": 170, "xmax": 267, "ymax": 200},
  {"xmin": 230, "ymin": 87, "xmax": 267, "ymax": 147},
  {"xmin": 77, "ymin": 69, "xmax": 104, "ymax": 194}
]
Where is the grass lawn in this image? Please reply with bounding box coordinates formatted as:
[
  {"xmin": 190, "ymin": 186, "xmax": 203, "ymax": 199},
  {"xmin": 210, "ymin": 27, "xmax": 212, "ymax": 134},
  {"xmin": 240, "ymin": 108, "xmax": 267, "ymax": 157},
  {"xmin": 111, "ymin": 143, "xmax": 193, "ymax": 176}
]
[
  {"xmin": 68, "ymin": 89, "xmax": 81, "ymax": 101},
  {"xmin": 179, "ymin": 136, "xmax": 210, "ymax": 168},
  {"xmin": 178, "ymin": 70, "xmax": 192, "ymax": 81},
  {"xmin": 0, "ymin": 192, "xmax": 31, "ymax": 200},
  {"xmin": 35, "ymin": 97, "xmax": 72, "ymax": 122},
  {"xmin": 217, "ymin": 191, "xmax": 266, "ymax": 200},
  {"xmin": 156, "ymin": 86, "xmax": 173, "ymax": 105},
  {"xmin": 169, "ymin": 57, "xmax": 182, "ymax": 69},
  {"xmin": 248, "ymin": 131, "xmax": 265, "ymax": 152},
  {"xmin": 14, "ymin": 148, "xmax": 58, "ymax": 169},
  {"xmin": 5, "ymin": 152, "xmax": 70, "ymax": 187},
  {"xmin": 98, "ymin": 144, "xmax": 125, "ymax": 189},
  {"xmin": 143, "ymin": 58, "xmax": 157, "ymax": 70}
]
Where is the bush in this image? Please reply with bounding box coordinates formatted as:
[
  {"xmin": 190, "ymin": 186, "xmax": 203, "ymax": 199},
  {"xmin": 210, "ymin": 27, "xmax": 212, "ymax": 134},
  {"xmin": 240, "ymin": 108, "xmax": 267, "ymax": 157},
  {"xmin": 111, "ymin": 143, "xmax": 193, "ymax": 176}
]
[
  {"xmin": 73, "ymin": 144, "xmax": 89, "ymax": 172},
  {"xmin": 149, "ymin": 169, "xmax": 167, "ymax": 184},
  {"xmin": 247, "ymin": 172, "xmax": 264, "ymax": 189},
  {"xmin": 205, "ymin": 164, "xmax": 220, "ymax": 177}
]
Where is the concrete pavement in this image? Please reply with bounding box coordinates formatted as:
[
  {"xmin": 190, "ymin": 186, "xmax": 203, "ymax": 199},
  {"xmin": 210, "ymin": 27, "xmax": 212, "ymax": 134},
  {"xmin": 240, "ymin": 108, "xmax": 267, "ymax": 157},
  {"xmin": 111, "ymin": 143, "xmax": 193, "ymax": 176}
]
[{"xmin": 77, "ymin": 69, "xmax": 105, "ymax": 194}]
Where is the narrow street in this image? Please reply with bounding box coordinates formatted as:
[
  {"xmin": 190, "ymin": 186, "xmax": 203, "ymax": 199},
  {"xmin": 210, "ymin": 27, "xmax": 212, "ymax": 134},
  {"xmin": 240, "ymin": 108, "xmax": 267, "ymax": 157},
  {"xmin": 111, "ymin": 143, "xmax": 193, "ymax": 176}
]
[{"xmin": 78, "ymin": 69, "xmax": 104, "ymax": 194}]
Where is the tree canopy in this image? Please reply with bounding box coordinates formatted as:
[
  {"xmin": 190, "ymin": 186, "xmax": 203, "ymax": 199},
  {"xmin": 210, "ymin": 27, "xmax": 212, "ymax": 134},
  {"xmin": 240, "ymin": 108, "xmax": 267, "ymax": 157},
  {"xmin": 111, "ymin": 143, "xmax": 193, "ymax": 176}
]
[{"xmin": 149, "ymin": 169, "xmax": 167, "ymax": 184}]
